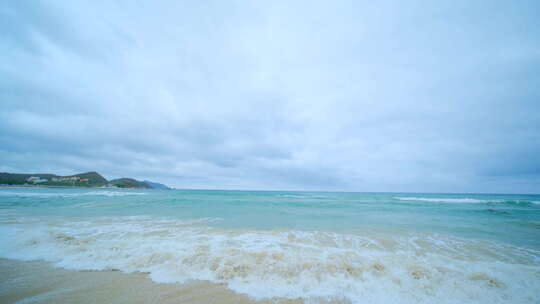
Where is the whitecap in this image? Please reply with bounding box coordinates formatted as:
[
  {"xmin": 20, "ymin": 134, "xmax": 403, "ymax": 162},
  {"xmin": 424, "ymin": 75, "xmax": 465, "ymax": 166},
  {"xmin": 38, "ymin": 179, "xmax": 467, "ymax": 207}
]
[
  {"xmin": 394, "ymin": 197, "xmax": 488, "ymax": 203},
  {"xmin": 0, "ymin": 216, "xmax": 538, "ymax": 304}
]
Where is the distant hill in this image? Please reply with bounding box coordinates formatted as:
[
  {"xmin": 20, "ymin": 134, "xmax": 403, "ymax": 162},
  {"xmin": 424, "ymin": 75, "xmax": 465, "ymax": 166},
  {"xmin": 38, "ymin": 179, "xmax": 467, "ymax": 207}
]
[
  {"xmin": 0, "ymin": 171, "xmax": 170, "ymax": 189},
  {"xmin": 0, "ymin": 171, "xmax": 108, "ymax": 187},
  {"xmin": 0, "ymin": 172, "xmax": 55, "ymax": 184},
  {"xmin": 142, "ymin": 180, "xmax": 171, "ymax": 190},
  {"xmin": 69, "ymin": 171, "xmax": 108, "ymax": 186},
  {"xmin": 108, "ymin": 178, "xmax": 150, "ymax": 189}
]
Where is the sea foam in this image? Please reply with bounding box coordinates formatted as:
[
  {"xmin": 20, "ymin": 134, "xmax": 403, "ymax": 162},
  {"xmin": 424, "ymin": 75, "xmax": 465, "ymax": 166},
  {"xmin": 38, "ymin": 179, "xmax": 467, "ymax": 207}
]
[
  {"xmin": 394, "ymin": 197, "xmax": 488, "ymax": 203},
  {"xmin": 1, "ymin": 216, "xmax": 539, "ymax": 304},
  {"xmin": 394, "ymin": 197, "xmax": 540, "ymax": 206}
]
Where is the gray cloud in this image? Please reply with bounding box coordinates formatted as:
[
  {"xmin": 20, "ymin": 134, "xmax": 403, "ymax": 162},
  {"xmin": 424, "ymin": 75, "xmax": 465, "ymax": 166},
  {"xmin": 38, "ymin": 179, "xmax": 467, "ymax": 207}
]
[{"xmin": 1, "ymin": 0, "xmax": 539, "ymax": 193}]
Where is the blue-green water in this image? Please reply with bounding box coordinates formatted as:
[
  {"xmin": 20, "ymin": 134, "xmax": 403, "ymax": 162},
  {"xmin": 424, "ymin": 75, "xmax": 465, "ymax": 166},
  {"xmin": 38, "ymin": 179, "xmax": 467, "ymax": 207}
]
[{"xmin": 1, "ymin": 188, "xmax": 539, "ymax": 303}]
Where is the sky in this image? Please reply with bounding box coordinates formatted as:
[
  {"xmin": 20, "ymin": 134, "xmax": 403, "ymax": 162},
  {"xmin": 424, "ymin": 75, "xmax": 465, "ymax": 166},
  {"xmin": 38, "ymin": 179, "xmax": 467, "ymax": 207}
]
[{"xmin": 1, "ymin": 0, "xmax": 539, "ymax": 193}]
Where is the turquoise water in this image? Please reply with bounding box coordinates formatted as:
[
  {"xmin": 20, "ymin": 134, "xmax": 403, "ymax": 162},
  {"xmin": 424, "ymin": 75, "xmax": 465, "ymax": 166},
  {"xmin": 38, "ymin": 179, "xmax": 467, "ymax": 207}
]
[{"xmin": 1, "ymin": 188, "xmax": 539, "ymax": 303}]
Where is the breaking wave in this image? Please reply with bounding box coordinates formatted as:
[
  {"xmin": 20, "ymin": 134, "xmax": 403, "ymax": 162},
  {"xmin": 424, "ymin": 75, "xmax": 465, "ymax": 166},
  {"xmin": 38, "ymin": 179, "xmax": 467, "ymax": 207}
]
[
  {"xmin": 1, "ymin": 216, "xmax": 539, "ymax": 304},
  {"xmin": 394, "ymin": 197, "xmax": 540, "ymax": 206}
]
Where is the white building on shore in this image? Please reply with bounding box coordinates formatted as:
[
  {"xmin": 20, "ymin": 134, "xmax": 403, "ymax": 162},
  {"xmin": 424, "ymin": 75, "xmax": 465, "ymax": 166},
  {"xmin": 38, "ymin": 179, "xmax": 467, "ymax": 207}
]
[{"xmin": 26, "ymin": 176, "xmax": 48, "ymax": 183}]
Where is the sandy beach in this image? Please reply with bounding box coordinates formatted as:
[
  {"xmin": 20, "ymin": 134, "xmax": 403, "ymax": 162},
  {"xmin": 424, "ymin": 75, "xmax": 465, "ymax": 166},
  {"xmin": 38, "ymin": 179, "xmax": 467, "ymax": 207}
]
[{"xmin": 0, "ymin": 259, "xmax": 315, "ymax": 304}]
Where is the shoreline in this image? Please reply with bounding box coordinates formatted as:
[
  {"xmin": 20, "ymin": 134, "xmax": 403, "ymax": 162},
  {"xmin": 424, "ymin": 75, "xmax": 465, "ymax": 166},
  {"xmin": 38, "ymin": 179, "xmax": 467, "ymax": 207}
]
[
  {"xmin": 2, "ymin": 190, "xmax": 539, "ymax": 303},
  {"xmin": 0, "ymin": 259, "xmax": 313, "ymax": 304},
  {"xmin": 0, "ymin": 185, "xmax": 129, "ymax": 189}
]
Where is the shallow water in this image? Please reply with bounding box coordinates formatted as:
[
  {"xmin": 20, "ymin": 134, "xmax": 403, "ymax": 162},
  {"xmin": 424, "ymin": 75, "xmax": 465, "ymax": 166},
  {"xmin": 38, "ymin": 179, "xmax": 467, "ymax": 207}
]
[{"xmin": 1, "ymin": 188, "xmax": 539, "ymax": 303}]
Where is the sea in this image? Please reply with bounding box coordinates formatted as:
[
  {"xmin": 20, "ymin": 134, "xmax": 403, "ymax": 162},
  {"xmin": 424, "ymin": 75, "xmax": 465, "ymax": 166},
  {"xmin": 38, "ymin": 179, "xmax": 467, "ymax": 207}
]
[{"xmin": 0, "ymin": 188, "xmax": 539, "ymax": 303}]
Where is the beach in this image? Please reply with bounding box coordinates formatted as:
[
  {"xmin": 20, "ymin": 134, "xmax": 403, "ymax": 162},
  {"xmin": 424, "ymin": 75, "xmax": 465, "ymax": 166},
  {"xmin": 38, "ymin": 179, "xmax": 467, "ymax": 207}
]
[
  {"xmin": 0, "ymin": 259, "xmax": 313, "ymax": 304},
  {"xmin": 1, "ymin": 189, "xmax": 539, "ymax": 303}
]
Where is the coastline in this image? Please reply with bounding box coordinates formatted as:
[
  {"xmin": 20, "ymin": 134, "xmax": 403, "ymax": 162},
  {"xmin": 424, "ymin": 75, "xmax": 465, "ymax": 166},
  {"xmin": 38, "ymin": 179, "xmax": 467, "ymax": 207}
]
[
  {"xmin": 1, "ymin": 190, "xmax": 539, "ymax": 303},
  {"xmin": 0, "ymin": 185, "xmax": 123, "ymax": 189},
  {"xmin": 0, "ymin": 259, "xmax": 312, "ymax": 304}
]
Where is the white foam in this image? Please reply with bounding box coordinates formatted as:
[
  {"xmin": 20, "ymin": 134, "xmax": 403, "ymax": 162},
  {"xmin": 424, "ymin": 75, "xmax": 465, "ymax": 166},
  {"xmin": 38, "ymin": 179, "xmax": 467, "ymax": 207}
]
[
  {"xmin": 395, "ymin": 197, "xmax": 540, "ymax": 206},
  {"xmin": 395, "ymin": 197, "xmax": 489, "ymax": 203},
  {"xmin": 1, "ymin": 216, "xmax": 539, "ymax": 304}
]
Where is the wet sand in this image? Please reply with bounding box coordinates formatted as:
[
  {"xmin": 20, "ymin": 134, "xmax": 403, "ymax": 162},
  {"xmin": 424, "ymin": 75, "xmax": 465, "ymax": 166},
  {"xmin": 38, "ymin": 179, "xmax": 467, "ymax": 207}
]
[{"xmin": 0, "ymin": 259, "xmax": 311, "ymax": 304}]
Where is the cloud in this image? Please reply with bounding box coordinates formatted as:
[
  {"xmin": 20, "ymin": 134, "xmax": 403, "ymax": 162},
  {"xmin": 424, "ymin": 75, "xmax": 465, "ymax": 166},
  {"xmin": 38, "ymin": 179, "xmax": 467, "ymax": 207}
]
[{"xmin": 1, "ymin": 0, "xmax": 539, "ymax": 192}]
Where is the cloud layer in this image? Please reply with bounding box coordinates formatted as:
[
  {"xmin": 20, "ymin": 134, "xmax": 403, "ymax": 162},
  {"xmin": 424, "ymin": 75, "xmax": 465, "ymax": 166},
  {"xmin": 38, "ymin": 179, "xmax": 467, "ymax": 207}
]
[{"xmin": 1, "ymin": 0, "xmax": 539, "ymax": 192}]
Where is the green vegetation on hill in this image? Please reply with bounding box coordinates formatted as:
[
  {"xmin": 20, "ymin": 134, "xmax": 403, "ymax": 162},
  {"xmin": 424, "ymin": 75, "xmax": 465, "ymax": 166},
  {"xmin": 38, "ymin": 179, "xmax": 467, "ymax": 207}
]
[
  {"xmin": 0, "ymin": 171, "xmax": 169, "ymax": 189},
  {"xmin": 74, "ymin": 171, "xmax": 109, "ymax": 185},
  {"xmin": 108, "ymin": 178, "xmax": 150, "ymax": 189},
  {"xmin": 0, "ymin": 173, "xmax": 52, "ymax": 185}
]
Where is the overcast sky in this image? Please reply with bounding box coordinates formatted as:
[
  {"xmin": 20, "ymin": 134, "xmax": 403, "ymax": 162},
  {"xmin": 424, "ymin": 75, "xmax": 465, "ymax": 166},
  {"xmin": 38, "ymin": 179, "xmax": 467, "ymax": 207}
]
[{"xmin": 1, "ymin": 0, "xmax": 539, "ymax": 193}]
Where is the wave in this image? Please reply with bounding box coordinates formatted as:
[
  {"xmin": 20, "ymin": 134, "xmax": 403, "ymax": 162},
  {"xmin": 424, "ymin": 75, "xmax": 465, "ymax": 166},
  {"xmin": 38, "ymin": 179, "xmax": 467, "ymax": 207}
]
[
  {"xmin": 278, "ymin": 194, "xmax": 308, "ymax": 198},
  {"xmin": 0, "ymin": 191, "xmax": 147, "ymax": 198},
  {"xmin": 0, "ymin": 216, "xmax": 538, "ymax": 304},
  {"xmin": 277, "ymin": 194, "xmax": 330, "ymax": 199},
  {"xmin": 394, "ymin": 197, "xmax": 540, "ymax": 206},
  {"xmin": 395, "ymin": 197, "xmax": 486, "ymax": 203}
]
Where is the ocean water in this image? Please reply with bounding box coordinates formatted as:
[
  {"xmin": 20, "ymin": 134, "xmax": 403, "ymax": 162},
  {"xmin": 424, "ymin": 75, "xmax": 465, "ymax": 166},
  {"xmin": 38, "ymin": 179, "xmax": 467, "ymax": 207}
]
[{"xmin": 0, "ymin": 188, "xmax": 539, "ymax": 303}]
